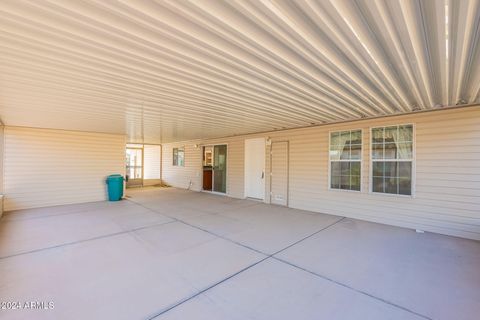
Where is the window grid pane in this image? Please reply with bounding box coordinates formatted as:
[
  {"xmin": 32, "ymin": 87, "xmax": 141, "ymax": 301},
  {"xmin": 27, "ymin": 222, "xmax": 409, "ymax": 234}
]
[
  {"xmin": 173, "ymin": 148, "xmax": 178, "ymax": 166},
  {"xmin": 173, "ymin": 148, "xmax": 185, "ymax": 167},
  {"xmin": 330, "ymin": 129, "xmax": 362, "ymax": 191},
  {"xmin": 330, "ymin": 160, "xmax": 361, "ymax": 191},
  {"xmin": 371, "ymin": 125, "xmax": 413, "ymax": 195}
]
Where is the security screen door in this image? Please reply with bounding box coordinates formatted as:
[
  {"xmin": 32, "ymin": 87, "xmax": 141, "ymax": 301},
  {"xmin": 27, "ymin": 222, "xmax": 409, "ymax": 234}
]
[
  {"xmin": 126, "ymin": 148, "xmax": 143, "ymax": 187},
  {"xmin": 213, "ymin": 145, "xmax": 227, "ymax": 193}
]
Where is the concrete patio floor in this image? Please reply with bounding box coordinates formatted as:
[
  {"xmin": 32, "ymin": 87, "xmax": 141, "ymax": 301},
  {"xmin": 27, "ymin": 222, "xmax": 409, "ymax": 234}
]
[{"xmin": 0, "ymin": 187, "xmax": 479, "ymax": 320}]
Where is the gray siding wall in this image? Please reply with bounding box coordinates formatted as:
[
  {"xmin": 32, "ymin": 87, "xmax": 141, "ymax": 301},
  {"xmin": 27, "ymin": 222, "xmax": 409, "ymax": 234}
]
[{"xmin": 162, "ymin": 107, "xmax": 480, "ymax": 240}]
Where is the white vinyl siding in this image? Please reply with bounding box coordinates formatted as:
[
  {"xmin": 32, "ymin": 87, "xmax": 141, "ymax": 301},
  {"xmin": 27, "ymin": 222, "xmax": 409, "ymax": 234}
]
[
  {"xmin": 143, "ymin": 145, "xmax": 161, "ymax": 186},
  {"xmin": 0, "ymin": 125, "xmax": 4, "ymax": 195},
  {"xmin": 161, "ymin": 107, "xmax": 480, "ymax": 240},
  {"xmin": 0, "ymin": 125, "xmax": 4, "ymax": 217},
  {"xmin": 144, "ymin": 145, "xmax": 161, "ymax": 179},
  {"xmin": 4, "ymin": 127, "xmax": 125, "ymax": 211},
  {"xmin": 270, "ymin": 141, "xmax": 289, "ymax": 206}
]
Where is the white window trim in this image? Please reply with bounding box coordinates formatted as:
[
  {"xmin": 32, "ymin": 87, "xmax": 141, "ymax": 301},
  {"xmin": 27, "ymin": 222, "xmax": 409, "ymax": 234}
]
[
  {"xmin": 173, "ymin": 147, "xmax": 185, "ymax": 167},
  {"xmin": 328, "ymin": 128, "xmax": 363, "ymax": 193},
  {"xmin": 369, "ymin": 123, "xmax": 416, "ymax": 198}
]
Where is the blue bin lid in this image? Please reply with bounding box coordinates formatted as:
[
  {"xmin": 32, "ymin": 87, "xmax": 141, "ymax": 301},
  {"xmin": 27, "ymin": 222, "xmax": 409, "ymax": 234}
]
[{"xmin": 107, "ymin": 174, "xmax": 123, "ymax": 179}]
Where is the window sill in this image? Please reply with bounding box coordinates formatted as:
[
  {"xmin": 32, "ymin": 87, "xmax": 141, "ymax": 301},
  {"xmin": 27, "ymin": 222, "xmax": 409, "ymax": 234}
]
[
  {"xmin": 328, "ymin": 187, "xmax": 362, "ymax": 193},
  {"xmin": 369, "ymin": 191, "xmax": 415, "ymax": 199}
]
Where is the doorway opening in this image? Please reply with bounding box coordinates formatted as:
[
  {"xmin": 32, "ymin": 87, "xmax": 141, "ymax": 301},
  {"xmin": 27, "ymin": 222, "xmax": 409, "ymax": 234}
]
[
  {"xmin": 202, "ymin": 144, "xmax": 227, "ymax": 193},
  {"xmin": 126, "ymin": 145, "xmax": 143, "ymax": 188},
  {"xmin": 126, "ymin": 144, "xmax": 161, "ymax": 188}
]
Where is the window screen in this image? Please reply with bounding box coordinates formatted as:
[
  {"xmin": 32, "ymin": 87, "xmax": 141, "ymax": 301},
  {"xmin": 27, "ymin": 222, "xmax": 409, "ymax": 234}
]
[
  {"xmin": 173, "ymin": 147, "xmax": 185, "ymax": 167},
  {"xmin": 371, "ymin": 125, "xmax": 413, "ymax": 195},
  {"xmin": 329, "ymin": 130, "xmax": 362, "ymax": 191}
]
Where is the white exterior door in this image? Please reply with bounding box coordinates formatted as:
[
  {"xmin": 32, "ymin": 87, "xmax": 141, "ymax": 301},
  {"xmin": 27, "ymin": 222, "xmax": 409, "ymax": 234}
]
[
  {"xmin": 270, "ymin": 141, "xmax": 289, "ymax": 206},
  {"xmin": 245, "ymin": 138, "xmax": 266, "ymax": 199}
]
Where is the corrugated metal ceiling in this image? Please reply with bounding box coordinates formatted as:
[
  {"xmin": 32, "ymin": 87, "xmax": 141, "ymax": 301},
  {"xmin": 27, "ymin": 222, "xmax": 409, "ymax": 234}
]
[{"xmin": 0, "ymin": 0, "xmax": 479, "ymax": 143}]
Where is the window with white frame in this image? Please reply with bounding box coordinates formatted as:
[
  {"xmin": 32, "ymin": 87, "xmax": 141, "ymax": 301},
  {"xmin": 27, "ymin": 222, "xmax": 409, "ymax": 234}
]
[
  {"xmin": 371, "ymin": 125, "xmax": 413, "ymax": 195},
  {"xmin": 329, "ymin": 130, "xmax": 362, "ymax": 191},
  {"xmin": 173, "ymin": 147, "xmax": 185, "ymax": 167}
]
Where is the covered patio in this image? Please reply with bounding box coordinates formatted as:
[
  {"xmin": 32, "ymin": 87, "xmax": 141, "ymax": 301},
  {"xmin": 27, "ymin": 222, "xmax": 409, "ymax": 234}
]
[{"xmin": 1, "ymin": 187, "xmax": 478, "ymax": 320}]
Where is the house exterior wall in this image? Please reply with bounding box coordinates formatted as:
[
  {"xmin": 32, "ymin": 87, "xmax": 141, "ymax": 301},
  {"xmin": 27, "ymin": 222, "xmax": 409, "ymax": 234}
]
[
  {"xmin": 162, "ymin": 106, "xmax": 480, "ymax": 240},
  {"xmin": 0, "ymin": 125, "xmax": 4, "ymax": 216},
  {"xmin": 4, "ymin": 127, "xmax": 125, "ymax": 211},
  {"xmin": 0, "ymin": 125, "xmax": 4, "ymax": 194},
  {"xmin": 143, "ymin": 144, "xmax": 162, "ymax": 187},
  {"xmin": 162, "ymin": 138, "xmax": 245, "ymax": 196}
]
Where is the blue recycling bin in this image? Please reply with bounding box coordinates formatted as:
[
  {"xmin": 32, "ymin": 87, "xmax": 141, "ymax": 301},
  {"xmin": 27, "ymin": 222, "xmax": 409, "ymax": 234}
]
[{"xmin": 106, "ymin": 174, "xmax": 124, "ymax": 201}]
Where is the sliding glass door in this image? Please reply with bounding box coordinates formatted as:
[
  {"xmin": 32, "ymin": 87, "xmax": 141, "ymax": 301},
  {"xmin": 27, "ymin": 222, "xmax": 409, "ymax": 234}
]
[{"xmin": 213, "ymin": 145, "xmax": 227, "ymax": 193}]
